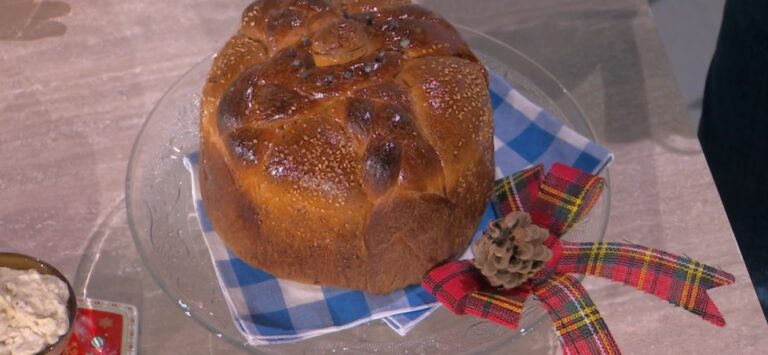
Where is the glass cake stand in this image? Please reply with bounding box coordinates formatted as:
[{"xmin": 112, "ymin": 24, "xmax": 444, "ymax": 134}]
[{"xmin": 125, "ymin": 26, "xmax": 611, "ymax": 353}]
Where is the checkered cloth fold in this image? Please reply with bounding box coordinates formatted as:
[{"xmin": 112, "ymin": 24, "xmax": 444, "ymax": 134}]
[
  {"xmin": 184, "ymin": 71, "xmax": 614, "ymax": 344},
  {"xmin": 423, "ymin": 164, "xmax": 734, "ymax": 355}
]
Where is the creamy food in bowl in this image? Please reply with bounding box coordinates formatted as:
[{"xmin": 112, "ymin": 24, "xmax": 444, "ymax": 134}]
[{"xmin": 0, "ymin": 253, "xmax": 76, "ymax": 355}]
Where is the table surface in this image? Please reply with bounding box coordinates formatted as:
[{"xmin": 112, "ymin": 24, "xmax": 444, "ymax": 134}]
[{"xmin": 1, "ymin": 0, "xmax": 766, "ymax": 353}]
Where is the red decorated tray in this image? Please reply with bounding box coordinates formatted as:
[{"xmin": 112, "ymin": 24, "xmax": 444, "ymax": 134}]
[{"xmin": 64, "ymin": 298, "xmax": 138, "ymax": 355}]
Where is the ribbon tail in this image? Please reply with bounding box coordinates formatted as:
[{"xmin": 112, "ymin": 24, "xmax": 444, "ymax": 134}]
[
  {"xmin": 533, "ymin": 273, "xmax": 621, "ymax": 355},
  {"xmin": 422, "ymin": 261, "xmax": 528, "ymax": 330},
  {"xmin": 557, "ymin": 242, "xmax": 735, "ymax": 326}
]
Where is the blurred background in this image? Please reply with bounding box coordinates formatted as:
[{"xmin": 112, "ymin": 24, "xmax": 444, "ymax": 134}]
[{"xmin": 649, "ymin": 0, "xmax": 725, "ymax": 127}]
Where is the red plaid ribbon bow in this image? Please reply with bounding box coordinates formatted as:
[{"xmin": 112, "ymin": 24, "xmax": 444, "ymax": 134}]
[{"xmin": 422, "ymin": 163, "xmax": 734, "ymax": 355}]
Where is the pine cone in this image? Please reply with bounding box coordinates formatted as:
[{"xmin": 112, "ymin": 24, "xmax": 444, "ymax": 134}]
[{"xmin": 472, "ymin": 212, "xmax": 552, "ymax": 289}]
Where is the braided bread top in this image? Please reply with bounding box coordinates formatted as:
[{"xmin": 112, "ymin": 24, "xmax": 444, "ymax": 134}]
[{"xmin": 199, "ymin": 0, "xmax": 494, "ymax": 292}]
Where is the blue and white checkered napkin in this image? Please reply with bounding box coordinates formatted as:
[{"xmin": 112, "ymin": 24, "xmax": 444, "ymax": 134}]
[{"xmin": 183, "ymin": 71, "xmax": 613, "ymax": 344}]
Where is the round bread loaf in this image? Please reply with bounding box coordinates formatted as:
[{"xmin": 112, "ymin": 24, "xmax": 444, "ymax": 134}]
[{"xmin": 199, "ymin": 0, "xmax": 494, "ymax": 293}]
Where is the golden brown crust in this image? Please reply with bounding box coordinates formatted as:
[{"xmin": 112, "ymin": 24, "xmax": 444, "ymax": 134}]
[{"xmin": 200, "ymin": 0, "xmax": 494, "ymax": 293}]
